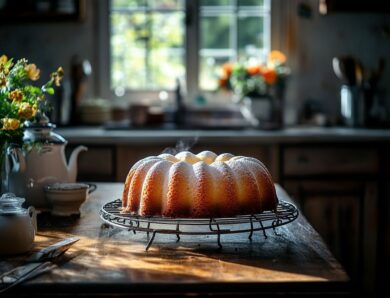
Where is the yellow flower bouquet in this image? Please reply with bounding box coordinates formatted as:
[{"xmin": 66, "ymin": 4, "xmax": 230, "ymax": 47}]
[{"xmin": 0, "ymin": 55, "xmax": 63, "ymax": 147}]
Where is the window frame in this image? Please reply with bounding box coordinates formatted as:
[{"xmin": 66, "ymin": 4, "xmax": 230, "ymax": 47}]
[{"xmin": 97, "ymin": 0, "xmax": 280, "ymax": 103}]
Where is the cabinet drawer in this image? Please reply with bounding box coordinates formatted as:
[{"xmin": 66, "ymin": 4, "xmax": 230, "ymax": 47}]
[
  {"xmin": 383, "ymin": 147, "xmax": 390, "ymax": 175},
  {"xmin": 283, "ymin": 147, "xmax": 378, "ymax": 176}
]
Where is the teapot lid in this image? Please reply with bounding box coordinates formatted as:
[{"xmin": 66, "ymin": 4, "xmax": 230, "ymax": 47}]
[
  {"xmin": 0, "ymin": 193, "xmax": 27, "ymax": 215},
  {"xmin": 23, "ymin": 113, "xmax": 66, "ymax": 145}
]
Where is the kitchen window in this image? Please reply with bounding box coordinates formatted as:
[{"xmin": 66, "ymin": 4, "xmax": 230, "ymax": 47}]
[{"xmin": 106, "ymin": 0, "xmax": 271, "ymax": 101}]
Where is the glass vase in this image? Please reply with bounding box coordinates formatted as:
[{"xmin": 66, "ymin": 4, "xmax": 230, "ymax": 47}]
[
  {"xmin": 270, "ymin": 80, "xmax": 286, "ymax": 129},
  {"xmin": 0, "ymin": 143, "xmax": 10, "ymax": 194}
]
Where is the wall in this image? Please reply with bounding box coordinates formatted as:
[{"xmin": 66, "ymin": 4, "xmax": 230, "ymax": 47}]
[
  {"xmin": 0, "ymin": 0, "xmax": 99, "ymax": 99},
  {"xmin": 283, "ymin": 0, "xmax": 390, "ymax": 125}
]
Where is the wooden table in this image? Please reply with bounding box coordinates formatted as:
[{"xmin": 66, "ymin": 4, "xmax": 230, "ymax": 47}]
[{"xmin": 0, "ymin": 183, "xmax": 350, "ymax": 297}]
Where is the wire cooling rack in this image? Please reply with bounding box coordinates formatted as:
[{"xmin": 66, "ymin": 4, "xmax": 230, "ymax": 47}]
[{"xmin": 100, "ymin": 199, "xmax": 299, "ymax": 251}]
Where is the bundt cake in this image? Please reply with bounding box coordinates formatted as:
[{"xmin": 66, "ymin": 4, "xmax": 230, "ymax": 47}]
[{"xmin": 121, "ymin": 151, "xmax": 278, "ymax": 218}]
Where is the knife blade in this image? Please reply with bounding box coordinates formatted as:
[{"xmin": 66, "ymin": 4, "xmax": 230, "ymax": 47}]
[{"xmin": 26, "ymin": 237, "xmax": 80, "ymax": 262}]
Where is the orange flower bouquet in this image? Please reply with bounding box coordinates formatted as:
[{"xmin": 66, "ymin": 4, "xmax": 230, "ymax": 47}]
[{"xmin": 218, "ymin": 50, "xmax": 290, "ymax": 101}]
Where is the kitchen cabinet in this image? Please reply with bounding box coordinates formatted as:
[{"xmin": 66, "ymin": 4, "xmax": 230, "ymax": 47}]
[
  {"xmin": 281, "ymin": 145, "xmax": 379, "ymax": 292},
  {"xmin": 384, "ymin": 182, "xmax": 390, "ymax": 289},
  {"xmin": 0, "ymin": 0, "xmax": 86, "ymax": 23},
  {"xmin": 283, "ymin": 180, "xmax": 377, "ymax": 289},
  {"xmin": 378, "ymin": 148, "xmax": 390, "ymax": 294},
  {"xmin": 67, "ymin": 145, "xmax": 116, "ymax": 182},
  {"xmin": 283, "ymin": 146, "xmax": 378, "ymax": 176}
]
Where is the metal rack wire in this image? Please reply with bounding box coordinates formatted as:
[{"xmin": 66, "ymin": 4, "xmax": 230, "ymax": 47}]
[{"xmin": 100, "ymin": 199, "xmax": 299, "ymax": 251}]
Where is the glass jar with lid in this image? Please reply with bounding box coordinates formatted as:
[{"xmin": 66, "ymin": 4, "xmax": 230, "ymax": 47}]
[{"xmin": 0, "ymin": 193, "xmax": 37, "ymax": 255}]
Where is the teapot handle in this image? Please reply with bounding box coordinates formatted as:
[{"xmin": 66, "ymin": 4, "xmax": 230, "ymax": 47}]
[{"xmin": 27, "ymin": 206, "xmax": 37, "ymax": 232}]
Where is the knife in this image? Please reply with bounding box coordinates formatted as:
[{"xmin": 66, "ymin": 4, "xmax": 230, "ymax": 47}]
[
  {"xmin": 0, "ymin": 237, "xmax": 79, "ymax": 293},
  {"xmin": 26, "ymin": 237, "xmax": 80, "ymax": 262}
]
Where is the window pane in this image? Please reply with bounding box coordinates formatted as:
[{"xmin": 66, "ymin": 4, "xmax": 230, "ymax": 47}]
[
  {"xmin": 201, "ymin": 15, "xmax": 232, "ymax": 49},
  {"xmin": 150, "ymin": 12, "xmax": 184, "ymax": 48},
  {"xmin": 112, "ymin": 0, "xmax": 146, "ymax": 9},
  {"xmin": 238, "ymin": 0, "xmax": 264, "ymax": 6},
  {"xmin": 150, "ymin": 49, "xmax": 184, "ymax": 89},
  {"xmin": 199, "ymin": 0, "xmax": 270, "ymax": 91},
  {"xmin": 110, "ymin": 9, "xmax": 185, "ymax": 90},
  {"xmin": 112, "ymin": 49, "xmax": 146, "ymax": 89},
  {"xmin": 200, "ymin": 0, "xmax": 232, "ymax": 6},
  {"xmin": 238, "ymin": 16, "xmax": 263, "ymax": 52},
  {"xmin": 200, "ymin": 56, "xmax": 230, "ymax": 90},
  {"xmin": 149, "ymin": 0, "xmax": 184, "ymax": 9},
  {"xmin": 149, "ymin": 11, "xmax": 185, "ymax": 88}
]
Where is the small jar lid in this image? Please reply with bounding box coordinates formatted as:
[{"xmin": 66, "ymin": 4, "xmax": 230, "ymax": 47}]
[
  {"xmin": 0, "ymin": 193, "xmax": 26, "ymax": 215},
  {"xmin": 45, "ymin": 183, "xmax": 89, "ymax": 192}
]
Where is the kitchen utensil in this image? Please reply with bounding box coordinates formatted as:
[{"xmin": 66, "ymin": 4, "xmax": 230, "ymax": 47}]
[
  {"xmin": 332, "ymin": 56, "xmax": 358, "ymax": 85},
  {"xmin": 44, "ymin": 183, "xmax": 89, "ymax": 216},
  {"xmin": 26, "ymin": 237, "xmax": 80, "ymax": 262},
  {"xmin": 363, "ymin": 58, "xmax": 386, "ymax": 127},
  {"xmin": 355, "ymin": 61, "xmax": 364, "ymax": 87},
  {"xmin": 0, "ymin": 261, "xmax": 55, "ymax": 293},
  {"xmin": 368, "ymin": 57, "xmax": 386, "ymax": 89},
  {"xmin": 129, "ymin": 103, "xmax": 149, "ymax": 126},
  {"xmin": 0, "ymin": 237, "xmax": 79, "ymax": 293},
  {"xmin": 342, "ymin": 57, "xmax": 357, "ymax": 85},
  {"xmin": 332, "ymin": 57, "xmax": 346, "ymax": 82},
  {"xmin": 100, "ymin": 198, "xmax": 299, "ymax": 251},
  {"xmin": 0, "ymin": 193, "xmax": 37, "ymax": 255},
  {"xmin": 78, "ymin": 98, "xmax": 112, "ymax": 124},
  {"xmin": 70, "ymin": 57, "xmax": 92, "ymax": 125}
]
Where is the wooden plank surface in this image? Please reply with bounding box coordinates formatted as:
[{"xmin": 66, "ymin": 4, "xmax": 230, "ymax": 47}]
[{"xmin": 0, "ymin": 183, "xmax": 350, "ymax": 296}]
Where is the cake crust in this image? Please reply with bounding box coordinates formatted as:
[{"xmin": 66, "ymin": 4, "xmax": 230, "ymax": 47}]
[{"xmin": 122, "ymin": 151, "xmax": 277, "ymax": 218}]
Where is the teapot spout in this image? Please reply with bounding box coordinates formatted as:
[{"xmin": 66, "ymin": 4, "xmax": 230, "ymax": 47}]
[{"xmin": 67, "ymin": 145, "xmax": 87, "ymax": 182}]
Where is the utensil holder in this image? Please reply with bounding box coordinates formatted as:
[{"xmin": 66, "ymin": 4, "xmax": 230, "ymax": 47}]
[{"xmin": 340, "ymin": 85, "xmax": 364, "ymax": 127}]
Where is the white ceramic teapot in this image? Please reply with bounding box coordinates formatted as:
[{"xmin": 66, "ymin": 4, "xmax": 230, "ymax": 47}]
[
  {"xmin": 7, "ymin": 116, "xmax": 87, "ymax": 210},
  {"xmin": 0, "ymin": 193, "xmax": 37, "ymax": 255}
]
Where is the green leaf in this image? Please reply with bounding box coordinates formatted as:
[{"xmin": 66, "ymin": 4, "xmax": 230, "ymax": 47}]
[{"xmin": 45, "ymin": 87, "xmax": 54, "ymax": 95}]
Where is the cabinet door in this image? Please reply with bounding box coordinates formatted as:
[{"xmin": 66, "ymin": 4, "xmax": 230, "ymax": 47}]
[
  {"xmin": 387, "ymin": 182, "xmax": 390, "ymax": 279},
  {"xmin": 283, "ymin": 180, "xmax": 377, "ymax": 290},
  {"xmin": 66, "ymin": 145, "xmax": 115, "ymax": 181},
  {"xmin": 379, "ymin": 180, "xmax": 390, "ymax": 292}
]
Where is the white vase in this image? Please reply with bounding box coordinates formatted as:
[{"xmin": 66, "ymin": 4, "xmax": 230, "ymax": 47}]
[{"xmin": 249, "ymin": 96, "xmax": 273, "ymax": 123}]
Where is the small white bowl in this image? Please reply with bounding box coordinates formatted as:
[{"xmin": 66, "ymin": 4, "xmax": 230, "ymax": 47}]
[{"xmin": 44, "ymin": 183, "xmax": 89, "ymax": 216}]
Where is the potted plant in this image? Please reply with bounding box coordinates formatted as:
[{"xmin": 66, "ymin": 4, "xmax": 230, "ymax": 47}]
[{"xmin": 217, "ymin": 50, "xmax": 290, "ymax": 128}]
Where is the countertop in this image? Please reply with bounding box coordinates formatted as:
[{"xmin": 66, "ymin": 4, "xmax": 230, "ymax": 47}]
[
  {"xmin": 56, "ymin": 126, "xmax": 390, "ymax": 145},
  {"xmin": 0, "ymin": 183, "xmax": 350, "ymax": 297}
]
